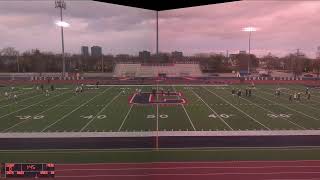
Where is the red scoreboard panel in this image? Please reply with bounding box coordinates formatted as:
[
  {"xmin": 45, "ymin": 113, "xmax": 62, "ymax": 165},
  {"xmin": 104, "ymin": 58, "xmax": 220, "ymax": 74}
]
[{"xmin": 1, "ymin": 163, "xmax": 55, "ymax": 178}]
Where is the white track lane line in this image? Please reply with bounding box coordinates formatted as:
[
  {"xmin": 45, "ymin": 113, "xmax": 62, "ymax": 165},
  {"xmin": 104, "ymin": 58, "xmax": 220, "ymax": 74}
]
[
  {"xmin": 203, "ymin": 87, "xmax": 271, "ymax": 130},
  {"xmin": 80, "ymin": 91, "xmax": 122, "ymax": 132},
  {"xmin": 190, "ymin": 88, "xmax": 233, "ymax": 130},
  {"xmin": 40, "ymin": 87, "xmax": 112, "ymax": 132}
]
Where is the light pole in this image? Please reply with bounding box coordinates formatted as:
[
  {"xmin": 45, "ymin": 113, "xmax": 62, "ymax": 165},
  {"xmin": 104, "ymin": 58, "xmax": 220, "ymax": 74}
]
[
  {"xmin": 55, "ymin": 0, "xmax": 67, "ymax": 77},
  {"xmin": 242, "ymin": 27, "xmax": 257, "ymax": 75}
]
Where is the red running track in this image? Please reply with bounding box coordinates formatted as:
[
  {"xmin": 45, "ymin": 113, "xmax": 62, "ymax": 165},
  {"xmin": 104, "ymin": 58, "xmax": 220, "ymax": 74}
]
[{"xmin": 53, "ymin": 160, "xmax": 320, "ymax": 180}]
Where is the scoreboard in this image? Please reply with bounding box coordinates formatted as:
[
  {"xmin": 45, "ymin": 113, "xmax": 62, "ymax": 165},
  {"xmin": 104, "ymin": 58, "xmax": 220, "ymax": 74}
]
[{"xmin": 1, "ymin": 163, "xmax": 55, "ymax": 178}]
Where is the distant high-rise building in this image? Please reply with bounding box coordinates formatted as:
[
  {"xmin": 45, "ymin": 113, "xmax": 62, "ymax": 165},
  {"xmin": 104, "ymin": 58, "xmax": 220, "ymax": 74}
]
[
  {"xmin": 139, "ymin": 51, "xmax": 151, "ymax": 61},
  {"xmin": 171, "ymin": 51, "xmax": 183, "ymax": 59},
  {"xmin": 91, "ymin": 46, "xmax": 102, "ymax": 57},
  {"xmin": 81, "ymin": 46, "xmax": 89, "ymax": 56}
]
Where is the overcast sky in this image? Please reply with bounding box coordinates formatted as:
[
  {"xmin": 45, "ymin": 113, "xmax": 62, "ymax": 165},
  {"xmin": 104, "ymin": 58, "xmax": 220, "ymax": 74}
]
[{"xmin": 0, "ymin": 1, "xmax": 320, "ymax": 57}]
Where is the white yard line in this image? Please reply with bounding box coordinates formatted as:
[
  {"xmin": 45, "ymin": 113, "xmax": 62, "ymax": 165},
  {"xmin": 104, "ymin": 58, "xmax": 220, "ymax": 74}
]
[
  {"xmin": 0, "ymin": 91, "xmax": 69, "ymax": 120},
  {"xmin": 80, "ymin": 92, "xmax": 122, "ymax": 132},
  {"xmin": 257, "ymin": 90, "xmax": 320, "ymax": 121},
  {"xmin": 0, "ymin": 92, "xmax": 43, "ymax": 109},
  {"xmin": 156, "ymin": 85, "xmax": 159, "ymax": 132},
  {"xmin": 190, "ymin": 88, "xmax": 233, "ymax": 130},
  {"xmin": 237, "ymin": 96, "xmax": 306, "ymax": 130},
  {"xmin": 118, "ymin": 105, "xmax": 133, "ymax": 131},
  {"xmin": 172, "ymin": 86, "xmax": 196, "ymax": 131},
  {"xmin": 40, "ymin": 87, "xmax": 113, "ymax": 132},
  {"xmin": 203, "ymin": 87, "xmax": 271, "ymax": 130},
  {"xmin": 269, "ymin": 88, "xmax": 320, "ymax": 109},
  {"xmin": 0, "ymin": 89, "xmax": 29, "ymax": 102},
  {"xmin": 2, "ymin": 92, "xmax": 76, "ymax": 133}
]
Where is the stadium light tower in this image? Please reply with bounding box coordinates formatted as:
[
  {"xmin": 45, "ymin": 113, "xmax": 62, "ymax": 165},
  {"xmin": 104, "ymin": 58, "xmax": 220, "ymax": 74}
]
[
  {"xmin": 55, "ymin": 0, "xmax": 67, "ymax": 77},
  {"xmin": 242, "ymin": 26, "xmax": 257, "ymax": 75}
]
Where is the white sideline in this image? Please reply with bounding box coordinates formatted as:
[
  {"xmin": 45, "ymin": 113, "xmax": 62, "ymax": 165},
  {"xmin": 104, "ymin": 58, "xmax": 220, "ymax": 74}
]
[{"xmin": 1, "ymin": 130, "xmax": 320, "ymax": 138}]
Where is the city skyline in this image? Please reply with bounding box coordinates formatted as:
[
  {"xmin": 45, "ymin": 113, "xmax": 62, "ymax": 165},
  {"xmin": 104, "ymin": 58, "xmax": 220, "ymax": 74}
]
[{"xmin": 0, "ymin": 1, "xmax": 320, "ymax": 58}]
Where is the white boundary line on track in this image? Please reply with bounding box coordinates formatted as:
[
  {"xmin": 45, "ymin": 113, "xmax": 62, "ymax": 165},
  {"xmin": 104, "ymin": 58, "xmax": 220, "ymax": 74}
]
[
  {"xmin": 2, "ymin": 92, "xmax": 75, "ymax": 132},
  {"xmin": 0, "ymin": 91, "xmax": 69, "ymax": 120},
  {"xmin": 40, "ymin": 87, "xmax": 113, "ymax": 132},
  {"xmin": 190, "ymin": 88, "xmax": 233, "ymax": 130},
  {"xmin": 257, "ymin": 90, "xmax": 320, "ymax": 121},
  {"xmin": 55, "ymin": 165, "xmax": 320, "ymax": 171},
  {"xmin": 54, "ymin": 171, "xmax": 320, "ymax": 178},
  {"xmin": 203, "ymin": 87, "xmax": 271, "ymax": 130},
  {"xmin": 80, "ymin": 91, "xmax": 122, "ymax": 132},
  {"xmin": 86, "ymin": 84, "xmax": 230, "ymax": 87},
  {"xmin": 53, "ymin": 159, "xmax": 320, "ymax": 165},
  {"xmin": 172, "ymin": 86, "xmax": 196, "ymax": 131}
]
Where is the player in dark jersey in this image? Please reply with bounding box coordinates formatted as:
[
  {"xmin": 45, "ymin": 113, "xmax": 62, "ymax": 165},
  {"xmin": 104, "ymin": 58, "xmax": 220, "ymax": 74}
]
[
  {"xmin": 307, "ymin": 92, "xmax": 311, "ymax": 100},
  {"xmin": 231, "ymin": 88, "xmax": 236, "ymax": 97}
]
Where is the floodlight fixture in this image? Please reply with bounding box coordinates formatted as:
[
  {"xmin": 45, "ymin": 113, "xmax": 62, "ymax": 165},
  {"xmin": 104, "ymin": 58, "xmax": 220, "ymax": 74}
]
[
  {"xmin": 55, "ymin": 21, "xmax": 70, "ymax": 28},
  {"xmin": 55, "ymin": 0, "xmax": 67, "ymax": 76},
  {"xmin": 242, "ymin": 26, "xmax": 259, "ymax": 75}
]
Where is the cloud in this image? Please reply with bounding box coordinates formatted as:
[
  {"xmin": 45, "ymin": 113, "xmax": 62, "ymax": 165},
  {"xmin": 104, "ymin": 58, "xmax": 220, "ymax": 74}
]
[{"xmin": 0, "ymin": 1, "xmax": 320, "ymax": 57}]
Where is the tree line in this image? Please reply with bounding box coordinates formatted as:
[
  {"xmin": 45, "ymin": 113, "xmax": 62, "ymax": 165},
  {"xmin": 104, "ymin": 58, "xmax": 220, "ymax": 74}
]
[{"xmin": 0, "ymin": 47, "xmax": 319, "ymax": 77}]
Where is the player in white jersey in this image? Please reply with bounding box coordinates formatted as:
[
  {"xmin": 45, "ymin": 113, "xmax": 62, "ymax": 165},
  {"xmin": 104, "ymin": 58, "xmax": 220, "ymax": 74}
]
[
  {"xmin": 75, "ymin": 86, "xmax": 79, "ymax": 94},
  {"xmin": 4, "ymin": 92, "xmax": 8, "ymax": 99},
  {"xmin": 45, "ymin": 89, "xmax": 50, "ymax": 96},
  {"xmin": 13, "ymin": 94, "xmax": 17, "ymax": 103}
]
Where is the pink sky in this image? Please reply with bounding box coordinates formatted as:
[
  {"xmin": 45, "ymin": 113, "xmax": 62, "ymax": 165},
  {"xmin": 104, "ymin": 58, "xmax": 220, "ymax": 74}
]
[
  {"xmin": 159, "ymin": 1, "xmax": 320, "ymax": 58},
  {"xmin": 0, "ymin": 1, "xmax": 320, "ymax": 58}
]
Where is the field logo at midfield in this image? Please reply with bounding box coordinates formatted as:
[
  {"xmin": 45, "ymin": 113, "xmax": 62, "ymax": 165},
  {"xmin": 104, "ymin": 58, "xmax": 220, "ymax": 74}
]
[{"xmin": 129, "ymin": 90, "xmax": 186, "ymax": 105}]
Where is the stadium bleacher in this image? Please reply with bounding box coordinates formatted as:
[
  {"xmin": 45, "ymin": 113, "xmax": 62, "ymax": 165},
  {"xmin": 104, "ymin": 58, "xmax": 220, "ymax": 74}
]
[{"xmin": 113, "ymin": 63, "xmax": 203, "ymax": 77}]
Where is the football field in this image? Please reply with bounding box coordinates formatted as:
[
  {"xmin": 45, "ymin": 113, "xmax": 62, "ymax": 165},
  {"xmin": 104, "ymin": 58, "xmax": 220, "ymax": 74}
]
[{"xmin": 1, "ymin": 84, "xmax": 320, "ymax": 133}]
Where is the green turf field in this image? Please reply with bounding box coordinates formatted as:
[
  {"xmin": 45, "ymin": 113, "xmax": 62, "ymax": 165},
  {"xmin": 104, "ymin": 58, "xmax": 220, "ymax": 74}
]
[
  {"xmin": 2, "ymin": 147, "xmax": 320, "ymax": 163},
  {"xmin": 0, "ymin": 84, "xmax": 320, "ymax": 132}
]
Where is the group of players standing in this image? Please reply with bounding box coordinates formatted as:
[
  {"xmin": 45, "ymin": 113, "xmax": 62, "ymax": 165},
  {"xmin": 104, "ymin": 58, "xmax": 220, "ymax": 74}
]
[
  {"xmin": 231, "ymin": 83, "xmax": 255, "ymax": 98},
  {"xmin": 230, "ymin": 83, "xmax": 312, "ymax": 102},
  {"xmin": 4, "ymin": 86, "xmax": 18, "ymax": 102},
  {"xmin": 75, "ymin": 84, "xmax": 85, "ymax": 94},
  {"xmin": 286, "ymin": 88, "xmax": 311, "ymax": 102},
  {"xmin": 3, "ymin": 84, "xmax": 55, "ymax": 103}
]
